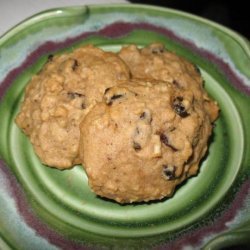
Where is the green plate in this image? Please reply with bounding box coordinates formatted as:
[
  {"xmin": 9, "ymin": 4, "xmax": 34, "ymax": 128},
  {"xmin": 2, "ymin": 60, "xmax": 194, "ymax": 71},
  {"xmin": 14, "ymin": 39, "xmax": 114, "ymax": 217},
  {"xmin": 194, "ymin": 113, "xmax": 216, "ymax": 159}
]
[{"xmin": 0, "ymin": 4, "xmax": 249, "ymax": 250}]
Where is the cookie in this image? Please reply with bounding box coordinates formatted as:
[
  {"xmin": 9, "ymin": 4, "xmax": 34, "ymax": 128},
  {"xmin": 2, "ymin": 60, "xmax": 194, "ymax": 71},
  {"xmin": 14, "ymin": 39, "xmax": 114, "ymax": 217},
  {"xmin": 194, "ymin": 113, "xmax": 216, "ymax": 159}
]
[
  {"xmin": 15, "ymin": 45, "xmax": 130, "ymax": 169},
  {"xmin": 79, "ymin": 79, "xmax": 217, "ymax": 203},
  {"xmin": 119, "ymin": 43, "xmax": 218, "ymax": 122}
]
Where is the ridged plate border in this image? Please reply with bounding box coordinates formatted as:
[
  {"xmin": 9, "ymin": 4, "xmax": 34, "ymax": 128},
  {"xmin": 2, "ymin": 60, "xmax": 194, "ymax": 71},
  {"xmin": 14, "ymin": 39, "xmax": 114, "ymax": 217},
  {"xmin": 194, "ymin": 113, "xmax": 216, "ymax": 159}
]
[{"xmin": 0, "ymin": 4, "xmax": 249, "ymax": 250}]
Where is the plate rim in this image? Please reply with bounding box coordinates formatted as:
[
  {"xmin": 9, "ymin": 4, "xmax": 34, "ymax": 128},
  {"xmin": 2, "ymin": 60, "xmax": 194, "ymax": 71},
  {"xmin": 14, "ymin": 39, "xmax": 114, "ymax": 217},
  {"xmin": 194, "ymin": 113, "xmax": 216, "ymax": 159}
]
[
  {"xmin": 0, "ymin": 3, "xmax": 249, "ymax": 52},
  {"xmin": 0, "ymin": 3, "xmax": 249, "ymax": 250}
]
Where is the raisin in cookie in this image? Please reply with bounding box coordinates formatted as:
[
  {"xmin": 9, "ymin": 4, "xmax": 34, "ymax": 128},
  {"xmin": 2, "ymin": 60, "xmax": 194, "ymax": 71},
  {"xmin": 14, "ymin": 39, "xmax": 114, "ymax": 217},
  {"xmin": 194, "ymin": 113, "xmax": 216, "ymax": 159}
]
[
  {"xmin": 16, "ymin": 45, "xmax": 130, "ymax": 169},
  {"xmin": 79, "ymin": 79, "xmax": 218, "ymax": 203},
  {"xmin": 119, "ymin": 43, "xmax": 218, "ymax": 122}
]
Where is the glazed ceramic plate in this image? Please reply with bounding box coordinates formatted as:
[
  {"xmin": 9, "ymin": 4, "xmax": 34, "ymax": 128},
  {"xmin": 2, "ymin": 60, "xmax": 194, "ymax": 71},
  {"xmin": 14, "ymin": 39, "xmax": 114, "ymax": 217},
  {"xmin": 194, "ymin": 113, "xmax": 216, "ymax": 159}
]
[{"xmin": 0, "ymin": 4, "xmax": 249, "ymax": 250}]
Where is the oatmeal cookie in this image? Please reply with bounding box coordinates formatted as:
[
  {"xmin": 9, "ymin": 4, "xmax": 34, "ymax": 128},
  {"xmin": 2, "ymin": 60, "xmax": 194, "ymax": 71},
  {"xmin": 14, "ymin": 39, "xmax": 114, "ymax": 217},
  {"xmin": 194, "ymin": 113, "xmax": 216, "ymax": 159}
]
[
  {"xmin": 119, "ymin": 43, "xmax": 218, "ymax": 122},
  {"xmin": 16, "ymin": 45, "xmax": 130, "ymax": 169},
  {"xmin": 79, "ymin": 79, "xmax": 217, "ymax": 203}
]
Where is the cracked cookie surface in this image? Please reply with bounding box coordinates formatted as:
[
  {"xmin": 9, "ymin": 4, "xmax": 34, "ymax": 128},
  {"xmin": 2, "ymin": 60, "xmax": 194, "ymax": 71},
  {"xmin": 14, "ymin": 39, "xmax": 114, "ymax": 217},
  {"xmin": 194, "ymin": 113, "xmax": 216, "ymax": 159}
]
[
  {"xmin": 16, "ymin": 45, "xmax": 130, "ymax": 169},
  {"xmin": 119, "ymin": 43, "xmax": 218, "ymax": 121},
  {"xmin": 79, "ymin": 79, "xmax": 217, "ymax": 203}
]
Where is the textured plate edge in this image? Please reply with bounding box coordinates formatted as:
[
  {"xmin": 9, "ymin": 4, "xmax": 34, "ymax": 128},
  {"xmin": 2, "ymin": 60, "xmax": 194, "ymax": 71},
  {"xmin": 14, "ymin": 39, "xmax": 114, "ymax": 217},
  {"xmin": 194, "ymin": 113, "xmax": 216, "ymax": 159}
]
[
  {"xmin": 0, "ymin": 3, "xmax": 249, "ymax": 54},
  {"xmin": 0, "ymin": 3, "xmax": 250, "ymax": 250}
]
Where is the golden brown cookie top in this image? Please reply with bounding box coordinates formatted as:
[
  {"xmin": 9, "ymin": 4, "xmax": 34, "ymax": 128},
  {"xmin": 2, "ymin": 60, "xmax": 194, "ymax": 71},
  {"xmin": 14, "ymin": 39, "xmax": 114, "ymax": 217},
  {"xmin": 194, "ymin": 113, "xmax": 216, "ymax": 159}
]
[
  {"xmin": 79, "ymin": 78, "xmax": 215, "ymax": 203},
  {"xmin": 119, "ymin": 43, "xmax": 218, "ymax": 122},
  {"xmin": 40, "ymin": 45, "xmax": 130, "ymax": 108},
  {"xmin": 15, "ymin": 45, "xmax": 130, "ymax": 168}
]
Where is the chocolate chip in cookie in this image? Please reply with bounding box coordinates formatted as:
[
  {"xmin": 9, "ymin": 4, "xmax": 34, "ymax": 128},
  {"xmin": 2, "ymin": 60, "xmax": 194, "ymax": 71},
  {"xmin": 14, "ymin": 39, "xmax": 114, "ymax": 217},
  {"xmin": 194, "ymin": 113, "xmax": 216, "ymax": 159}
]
[
  {"xmin": 173, "ymin": 96, "xmax": 189, "ymax": 118},
  {"xmin": 106, "ymin": 94, "xmax": 124, "ymax": 106},
  {"xmin": 162, "ymin": 165, "xmax": 177, "ymax": 180},
  {"xmin": 133, "ymin": 141, "xmax": 142, "ymax": 151},
  {"xmin": 72, "ymin": 59, "xmax": 79, "ymax": 71}
]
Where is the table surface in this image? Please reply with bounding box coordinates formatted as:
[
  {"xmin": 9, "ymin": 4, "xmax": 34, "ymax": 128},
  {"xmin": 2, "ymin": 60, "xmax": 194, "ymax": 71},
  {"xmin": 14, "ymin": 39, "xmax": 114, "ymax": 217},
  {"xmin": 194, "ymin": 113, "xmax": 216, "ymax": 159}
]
[{"xmin": 0, "ymin": 0, "xmax": 128, "ymax": 36}]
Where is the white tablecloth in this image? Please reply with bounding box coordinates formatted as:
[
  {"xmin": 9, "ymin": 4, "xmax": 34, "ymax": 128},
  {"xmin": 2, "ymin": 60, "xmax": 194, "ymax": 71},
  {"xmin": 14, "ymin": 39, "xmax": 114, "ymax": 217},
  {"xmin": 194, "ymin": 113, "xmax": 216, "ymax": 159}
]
[{"xmin": 0, "ymin": 0, "xmax": 128, "ymax": 36}]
